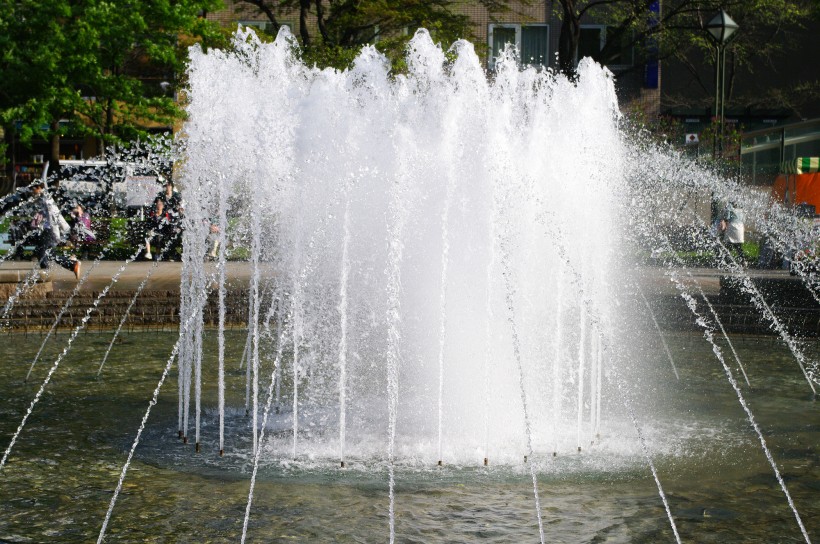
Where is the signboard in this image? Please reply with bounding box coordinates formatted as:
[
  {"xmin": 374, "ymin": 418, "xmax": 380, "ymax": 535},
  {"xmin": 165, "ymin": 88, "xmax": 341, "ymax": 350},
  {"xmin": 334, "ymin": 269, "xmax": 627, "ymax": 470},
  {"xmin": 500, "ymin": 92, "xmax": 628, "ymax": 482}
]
[
  {"xmin": 126, "ymin": 175, "xmax": 161, "ymax": 207},
  {"xmin": 685, "ymin": 133, "xmax": 700, "ymax": 145}
]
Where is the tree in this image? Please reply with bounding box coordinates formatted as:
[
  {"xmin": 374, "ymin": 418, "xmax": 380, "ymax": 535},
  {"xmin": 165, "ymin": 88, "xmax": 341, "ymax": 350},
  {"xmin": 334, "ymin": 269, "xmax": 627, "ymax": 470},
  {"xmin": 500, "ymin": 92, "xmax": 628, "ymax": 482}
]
[
  {"xmin": 233, "ymin": 0, "xmax": 523, "ymax": 70},
  {"xmin": 657, "ymin": 0, "xmax": 819, "ymax": 117},
  {"xmin": 0, "ymin": 0, "xmax": 223, "ymax": 171},
  {"xmin": 552, "ymin": 0, "xmax": 814, "ymax": 92}
]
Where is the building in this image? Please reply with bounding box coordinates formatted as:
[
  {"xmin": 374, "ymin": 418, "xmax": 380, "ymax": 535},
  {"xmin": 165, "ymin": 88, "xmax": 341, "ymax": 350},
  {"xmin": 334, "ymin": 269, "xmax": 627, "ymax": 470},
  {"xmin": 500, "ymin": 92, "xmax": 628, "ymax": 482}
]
[{"xmin": 206, "ymin": 1, "xmax": 662, "ymax": 117}]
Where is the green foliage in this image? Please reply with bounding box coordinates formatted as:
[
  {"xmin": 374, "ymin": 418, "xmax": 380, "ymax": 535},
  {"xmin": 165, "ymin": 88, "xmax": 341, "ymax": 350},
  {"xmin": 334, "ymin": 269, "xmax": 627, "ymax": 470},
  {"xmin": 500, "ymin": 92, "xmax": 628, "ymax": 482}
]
[
  {"xmin": 300, "ymin": 44, "xmax": 361, "ymax": 71},
  {"xmin": 102, "ymin": 217, "xmax": 140, "ymax": 259},
  {"xmin": 553, "ymin": 0, "xmax": 816, "ymax": 85},
  {"xmin": 0, "ymin": 0, "xmax": 224, "ymax": 148},
  {"xmin": 235, "ymin": 0, "xmax": 524, "ymax": 73},
  {"xmin": 623, "ymin": 105, "xmax": 687, "ymax": 145},
  {"xmin": 742, "ymin": 241, "xmax": 760, "ymax": 261}
]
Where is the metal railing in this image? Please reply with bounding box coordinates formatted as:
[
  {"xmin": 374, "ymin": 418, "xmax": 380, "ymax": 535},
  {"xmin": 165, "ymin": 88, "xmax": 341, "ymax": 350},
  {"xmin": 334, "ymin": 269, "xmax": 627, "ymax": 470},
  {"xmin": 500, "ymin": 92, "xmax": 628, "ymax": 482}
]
[{"xmin": 740, "ymin": 119, "xmax": 820, "ymax": 185}]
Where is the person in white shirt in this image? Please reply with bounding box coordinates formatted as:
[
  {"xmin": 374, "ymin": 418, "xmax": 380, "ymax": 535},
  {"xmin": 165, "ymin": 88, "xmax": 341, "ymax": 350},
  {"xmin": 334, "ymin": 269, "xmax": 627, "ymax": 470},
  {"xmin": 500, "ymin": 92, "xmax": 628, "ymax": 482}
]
[
  {"xmin": 720, "ymin": 201, "xmax": 745, "ymax": 262},
  {"xmin": 31, "ymin": 181, "xmax": 81, "ymax": 279}
]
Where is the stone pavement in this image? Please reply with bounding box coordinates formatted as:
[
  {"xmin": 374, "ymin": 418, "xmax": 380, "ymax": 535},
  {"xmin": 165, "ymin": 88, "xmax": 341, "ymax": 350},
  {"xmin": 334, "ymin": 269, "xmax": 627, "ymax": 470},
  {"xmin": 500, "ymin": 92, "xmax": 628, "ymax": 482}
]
[
  {"xmin": 0, "ymin": 259, "xmax": 818, "ymax": 334},
  {"xmin": 0, "ymin": 259, "xmax": 257, "ymax": 330},
  {"xmin": 0, "ymin": 260, "xmax": 802, "ymax": 296},
  {"xmin": 0, "ymin": 259, "xmax": 255, "ymax": 295}
]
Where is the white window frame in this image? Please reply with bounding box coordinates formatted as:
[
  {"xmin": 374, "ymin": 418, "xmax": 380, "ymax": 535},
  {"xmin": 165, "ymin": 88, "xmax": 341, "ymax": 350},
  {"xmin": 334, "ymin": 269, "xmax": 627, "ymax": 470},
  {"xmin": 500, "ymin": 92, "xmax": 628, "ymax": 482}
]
[
  {"xmin": 578, "ymin": 24, "xmax": 634, "ymax": 69},
  {"xmin": 238, "ymin": 20, "xmax": 292, "ymax": 36},
  {"xmin": 488, "ymin": 23, "xmax": 549, "ymax": 70}
]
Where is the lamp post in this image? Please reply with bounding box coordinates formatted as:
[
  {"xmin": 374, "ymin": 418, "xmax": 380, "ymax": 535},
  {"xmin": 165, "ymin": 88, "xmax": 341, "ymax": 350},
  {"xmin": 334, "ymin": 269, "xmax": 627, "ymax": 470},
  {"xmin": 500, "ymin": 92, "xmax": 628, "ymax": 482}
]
[{"xmin": 705, "ymin": 9, "xmax": 739, "ymax": 159}]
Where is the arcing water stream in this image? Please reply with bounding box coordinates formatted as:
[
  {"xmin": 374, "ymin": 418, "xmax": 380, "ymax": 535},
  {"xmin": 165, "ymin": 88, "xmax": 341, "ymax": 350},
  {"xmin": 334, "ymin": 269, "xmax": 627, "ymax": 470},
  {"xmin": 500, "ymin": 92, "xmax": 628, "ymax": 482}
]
[
  {"xmin": 0, "ymin": 26, "xmax": 818, "ymax": 543},
  {"xmin": 172, "ymin": 27, "xmax": 815, "ymax": 542}
]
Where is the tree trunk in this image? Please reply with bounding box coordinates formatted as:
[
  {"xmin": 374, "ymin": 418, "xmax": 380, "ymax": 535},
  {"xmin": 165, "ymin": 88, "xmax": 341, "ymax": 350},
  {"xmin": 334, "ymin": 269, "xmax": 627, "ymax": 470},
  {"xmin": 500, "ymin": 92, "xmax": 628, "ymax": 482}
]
[
  {"xmin": 100, "ymin": 97, "xmax": 114, "ymax": 159},
  {"xmin": 238, "ymin": 1, "xmax": 281, "ymax": 33},
  {"xmin": 300, "ymin": 0, "xmax": 311, "ymax": 46},
  {"xmin": 315, "ymin": 0, "xmax": 329, "ymax": 41},
  {"xmin": 49, "ymin": 120, "xmax": 61, "ymax": 175},
  {"xmin": 557, "ymin": 0, "xmax": 580, "ymax": 77}
]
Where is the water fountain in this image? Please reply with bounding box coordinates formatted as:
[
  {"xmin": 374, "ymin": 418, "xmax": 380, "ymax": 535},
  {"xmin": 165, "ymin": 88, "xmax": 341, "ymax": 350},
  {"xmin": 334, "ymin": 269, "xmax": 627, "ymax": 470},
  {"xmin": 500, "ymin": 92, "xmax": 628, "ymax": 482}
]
[{"xmin": 0, "ymin": 26, "xmax": 817, "ymax": 543}]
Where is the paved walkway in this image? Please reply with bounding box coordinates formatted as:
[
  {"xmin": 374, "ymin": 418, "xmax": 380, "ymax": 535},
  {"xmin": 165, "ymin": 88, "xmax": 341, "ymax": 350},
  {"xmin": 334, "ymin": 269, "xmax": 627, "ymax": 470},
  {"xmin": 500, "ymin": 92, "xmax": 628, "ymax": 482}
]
[
  {"xmin": 0, "ymin": 260, "xmax": 256, "ymax": 293},
  {"xmin": 635, "ymin": 266, "xmax": 805, "ymax": 297},
  {"xmin": 0, "ymin": 259, "xmax": 803, "ymax": 296},
  {"xmin": 0, "ymin": 260, "xmax": 814, "ymax": 334}
]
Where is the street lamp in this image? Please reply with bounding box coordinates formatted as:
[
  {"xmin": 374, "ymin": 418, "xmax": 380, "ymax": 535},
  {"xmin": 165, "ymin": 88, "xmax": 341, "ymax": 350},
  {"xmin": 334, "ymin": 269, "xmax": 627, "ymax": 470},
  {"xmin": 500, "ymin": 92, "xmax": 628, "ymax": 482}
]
[{"xmin": 705, "ymin": 9, "xmax": 739, "ymax": 159}]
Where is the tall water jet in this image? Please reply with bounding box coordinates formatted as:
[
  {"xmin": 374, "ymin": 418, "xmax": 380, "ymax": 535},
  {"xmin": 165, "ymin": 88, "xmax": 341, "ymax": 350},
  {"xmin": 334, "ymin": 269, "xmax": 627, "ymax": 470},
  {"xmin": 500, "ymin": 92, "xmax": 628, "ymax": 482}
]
[
  {"xmin": 165, "ymin": 24, "xmax": 820, "ymax": 543},
  {"xmin": 337, "ymin": 185, "xmax": 352, "ymax": 468},
  {"xmin": 181, "ymin": 23, "xmax": 628, "ymax": 463},
  {"xmin": 0, "ymin": 19, "xmax": 815, "ymax": 544}
]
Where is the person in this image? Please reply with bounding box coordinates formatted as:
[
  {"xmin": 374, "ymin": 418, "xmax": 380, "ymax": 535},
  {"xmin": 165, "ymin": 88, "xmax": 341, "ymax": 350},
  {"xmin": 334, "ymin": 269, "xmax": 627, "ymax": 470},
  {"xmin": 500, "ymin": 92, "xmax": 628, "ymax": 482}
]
[
  {"xmin": 156, "ymin": 176, "xmax": 182, "ymax": 218},
  {"xmin": 69, "ymin": 202, "xmax": 96, "ymax": 250},
  {"xmin": 30, "ymin": 181, "xmax": 81, "ymax": 279},
  {"xmin": 206, "ymin": 220, "xmax": 220, "ymax": 260},
  {"xmin": 144, "ymin": 197, "xmax": 172, "ymax": 260},
  {"xmin": 154, "ymin": 177, "xmax": 183, "ymax": 260},
  {"xmin": 719, "ymin": 201, "xmax": 745, "ymax": 262}
]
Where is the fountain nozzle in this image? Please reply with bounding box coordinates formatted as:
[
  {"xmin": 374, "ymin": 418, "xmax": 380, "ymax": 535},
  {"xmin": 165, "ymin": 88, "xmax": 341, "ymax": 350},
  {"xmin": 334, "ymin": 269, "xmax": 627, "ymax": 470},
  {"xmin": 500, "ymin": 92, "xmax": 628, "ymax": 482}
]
[
  {"xmin": 437, "ymin": 460, "xmax": 442, "ymax": 467},
  {"xmin": 178, "ymin": 430, "xmax": 183, "ymax": 439},
  {"xmin": 219, "ymin": 449, "xmax": 224, "ymax": 457},
  {"xmin": 577, "ymin": 446, "xmax": 582, "ymax": 453},
  {"xmin": 183, "ymin": 436, "xmax": 188, "ymax": 444},
  {"xmin": 483, "ymin": 457, "xmax": 488, "ymax": 466},
  {"xmin": 523, "ymin": 455, "xmax": 528, "ymax": 463},
  {"xmin": 340, "ymin": 461, "xmax": 345, "ymax": 468},
  {"xmin": 195, "ymin": 442, "xmax": 200, "ymax": 453}
]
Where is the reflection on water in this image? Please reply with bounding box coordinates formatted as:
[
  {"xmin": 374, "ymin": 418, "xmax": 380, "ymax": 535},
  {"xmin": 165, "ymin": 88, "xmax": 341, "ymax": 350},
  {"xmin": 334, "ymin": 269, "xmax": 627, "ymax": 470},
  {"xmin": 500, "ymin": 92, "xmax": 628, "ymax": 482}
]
[{"xmin": 0, "ymin": 331, "xmax": 817, "ymax": 542}]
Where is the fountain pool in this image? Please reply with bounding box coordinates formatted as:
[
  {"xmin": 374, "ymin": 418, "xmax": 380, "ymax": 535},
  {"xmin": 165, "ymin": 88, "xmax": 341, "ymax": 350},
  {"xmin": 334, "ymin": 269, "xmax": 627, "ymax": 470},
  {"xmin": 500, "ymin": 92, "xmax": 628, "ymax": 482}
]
[
  {"xmin": 1, "ymin": 26, "xmax": 819, "ymax": 543},
  {"xmin": 0, "ymin": 331, "xmax": 817, "ymax": 542}
]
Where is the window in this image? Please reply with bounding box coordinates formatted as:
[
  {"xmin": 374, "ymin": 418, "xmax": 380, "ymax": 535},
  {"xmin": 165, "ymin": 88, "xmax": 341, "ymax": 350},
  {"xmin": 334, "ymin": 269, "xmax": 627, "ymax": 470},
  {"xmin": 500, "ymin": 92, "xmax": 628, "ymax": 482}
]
[
  {"xmin": 577, "ymin": 25, "xmax": 634, "ymax": 67},
  {"xmin": 238, "ymin": 20, "xmax": 291, "ymax": 37},
  {"xmin": 578, "ymin": 26, "xmax": 604, "ymax": 63},
  {"xmin": 488, "ymin": 24, "xmax": 549, "ymax": 70}
]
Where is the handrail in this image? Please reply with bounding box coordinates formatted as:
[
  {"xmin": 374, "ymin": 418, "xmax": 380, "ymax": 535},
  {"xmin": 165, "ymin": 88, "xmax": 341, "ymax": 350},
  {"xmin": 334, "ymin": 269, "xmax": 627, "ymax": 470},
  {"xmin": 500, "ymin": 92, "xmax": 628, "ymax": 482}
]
[{"xmin": 742, "ymin": 118, "xmax": 820, "ymax": 140}]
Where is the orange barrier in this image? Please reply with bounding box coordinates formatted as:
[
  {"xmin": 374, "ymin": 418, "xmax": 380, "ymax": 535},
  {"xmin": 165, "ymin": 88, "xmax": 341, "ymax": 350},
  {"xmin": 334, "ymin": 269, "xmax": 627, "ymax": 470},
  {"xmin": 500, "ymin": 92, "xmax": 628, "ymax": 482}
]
[{"xmin": 772, "ymin": 172, "xmax": 820, "ymax": 210}]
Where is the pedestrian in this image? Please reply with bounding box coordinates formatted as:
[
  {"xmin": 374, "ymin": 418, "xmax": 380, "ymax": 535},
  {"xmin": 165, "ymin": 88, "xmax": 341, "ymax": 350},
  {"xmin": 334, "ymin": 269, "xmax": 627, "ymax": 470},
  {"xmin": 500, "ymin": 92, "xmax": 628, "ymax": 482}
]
[
  {"xmin": 206, "ymin": 220, "xmax": 220, "ymax": 260},
  {"xmin": 144, "ymin": 197, "xmax": 171, "ymax": 260},
  {"xmin": 156, "ymin": 176, "xmax": 182, "ymax": 217},
  {"xmin": 30, "ymin": 181, "xmax": 81, "ymax": 279},
  {"xmin": 719, "ymin": 201, "xmax": 745, "ymax": 262},
  {"xmin": 155, "ymin": 176, "xmax": 183, "ymax": 260},
  {"xmin": 69, "ymin": 202, "xmax": 96, "ymax": 248}
]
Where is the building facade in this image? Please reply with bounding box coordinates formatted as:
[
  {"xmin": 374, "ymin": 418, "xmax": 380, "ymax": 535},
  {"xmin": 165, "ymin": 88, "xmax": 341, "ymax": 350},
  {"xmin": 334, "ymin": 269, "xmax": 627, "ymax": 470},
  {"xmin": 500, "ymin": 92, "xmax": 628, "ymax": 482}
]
[{"xmin": 206, "ymin": 1, "xmax": 661, "ymax": 117}]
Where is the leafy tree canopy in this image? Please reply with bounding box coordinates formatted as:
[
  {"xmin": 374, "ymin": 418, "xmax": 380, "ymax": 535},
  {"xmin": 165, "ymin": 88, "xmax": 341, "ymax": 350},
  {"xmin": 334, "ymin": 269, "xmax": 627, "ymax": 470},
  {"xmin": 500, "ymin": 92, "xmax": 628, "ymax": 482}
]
[
  {"xmin": 233, "ymin": 0, "xmax": 526, "ymax": 71},
  {"xmin": 552, "ymin": 0, "xmax": 817, "ymax": 111},
  {"xmin": 0, "ymin": 0, "xmax": 223, "ymax": 160}
]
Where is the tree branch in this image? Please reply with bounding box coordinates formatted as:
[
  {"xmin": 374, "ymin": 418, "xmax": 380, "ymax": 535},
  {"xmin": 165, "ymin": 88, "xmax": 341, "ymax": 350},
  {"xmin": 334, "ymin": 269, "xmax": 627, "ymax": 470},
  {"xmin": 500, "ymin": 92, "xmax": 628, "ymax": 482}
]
[{"xmin": 236, "ymin": 0, "xmax": 282, "ymax": 32}]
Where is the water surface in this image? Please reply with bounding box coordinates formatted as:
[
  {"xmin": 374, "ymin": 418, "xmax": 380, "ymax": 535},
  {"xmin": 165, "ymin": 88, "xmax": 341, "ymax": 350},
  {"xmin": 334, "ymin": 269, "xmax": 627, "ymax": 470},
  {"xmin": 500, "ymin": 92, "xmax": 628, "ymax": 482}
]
[{"xmin": 0, "ymin": 331, "xmax": 817, "ymax": 542}]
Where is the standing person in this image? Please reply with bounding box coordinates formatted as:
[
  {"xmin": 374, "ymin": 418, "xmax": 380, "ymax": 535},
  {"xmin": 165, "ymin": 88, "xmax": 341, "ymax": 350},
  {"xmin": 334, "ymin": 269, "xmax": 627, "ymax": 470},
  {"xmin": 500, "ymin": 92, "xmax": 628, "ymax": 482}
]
[
  {"xmin": 206, "ymin": 220, "xmax": 220, "ymax": 260},
  {"xmin": 720, "ymin": 201, "xmax": 745, "ymax": 262},
  {"xmin": 156, "ymin": 176, "xmax": 182, "ymax": 217},
  {"xmin": 144, "ymin": 197, "xmax": 171, "ymax": 260},
  {"xmin": 30, "ymin": 181, "xmax": 81, "ymax": 279},
  {"xmin": 155, "ymin": 176, "xmax": 183, "ymax": 260}
]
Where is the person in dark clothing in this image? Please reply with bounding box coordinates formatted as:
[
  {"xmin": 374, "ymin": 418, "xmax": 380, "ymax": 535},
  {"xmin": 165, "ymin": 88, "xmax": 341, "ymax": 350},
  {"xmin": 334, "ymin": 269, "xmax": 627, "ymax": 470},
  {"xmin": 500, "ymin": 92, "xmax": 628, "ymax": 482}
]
[
  {"xmin": 156, "ymin": 177, "xmax": 182, "ymax": 217},
  {"xmin": 144, "ymin": 197, "xmax": 173, "ymax": 260},
  {"xmin": 153, "ymin": 177, "xmax": 183, "ymax": 260}
]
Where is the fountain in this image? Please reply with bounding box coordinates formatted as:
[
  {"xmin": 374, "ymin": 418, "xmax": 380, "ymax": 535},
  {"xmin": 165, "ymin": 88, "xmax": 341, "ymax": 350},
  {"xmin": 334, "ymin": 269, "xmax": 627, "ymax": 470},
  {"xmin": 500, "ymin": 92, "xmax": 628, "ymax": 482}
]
[
  {"xmin": 0, "ymin": 26, "xmax": 817, "ymax": 543},
  {"xmin": 179, "ymin": 25, "xmax": 628, "ymax": 463}
]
